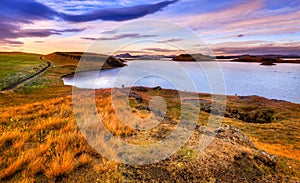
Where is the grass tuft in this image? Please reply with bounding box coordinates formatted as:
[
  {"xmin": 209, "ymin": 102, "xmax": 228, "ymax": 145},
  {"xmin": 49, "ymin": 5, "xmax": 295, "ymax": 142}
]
[{"xmin": 44, "ymin": 151, "xmax": 75, "ymax": 179}]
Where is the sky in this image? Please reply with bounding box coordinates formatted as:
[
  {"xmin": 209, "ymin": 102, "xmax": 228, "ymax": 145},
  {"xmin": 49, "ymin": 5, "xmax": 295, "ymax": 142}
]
[{"xmin": 0, "ymin": 0, "xmax": 300, "ymax": 56}]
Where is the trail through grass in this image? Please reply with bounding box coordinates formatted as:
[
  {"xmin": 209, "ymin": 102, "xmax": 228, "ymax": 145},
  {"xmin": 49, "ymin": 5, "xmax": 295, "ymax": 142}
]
[{"xmin": 0, "ymin": 53, "xmax": 47, "ymax": 90}]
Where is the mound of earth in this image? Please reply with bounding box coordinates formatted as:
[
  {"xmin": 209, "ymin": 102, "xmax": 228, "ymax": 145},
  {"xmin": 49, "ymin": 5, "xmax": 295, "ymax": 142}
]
[{"xmin": 119, "ymin": 124, "xmax": 291, "ymax": 182}]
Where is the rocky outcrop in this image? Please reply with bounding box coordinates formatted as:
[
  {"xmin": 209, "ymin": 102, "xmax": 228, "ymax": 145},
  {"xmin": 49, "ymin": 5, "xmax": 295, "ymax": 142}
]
[{"xmin": 120, "ymin": 124, "xmax": 283, "ymax": 182}]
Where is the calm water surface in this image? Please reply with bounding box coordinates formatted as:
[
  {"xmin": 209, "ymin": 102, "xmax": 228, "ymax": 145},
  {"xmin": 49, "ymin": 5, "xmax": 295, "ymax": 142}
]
[{"xmin": 63, "ymin": 61, "xmax": 300, "ymax": 103}]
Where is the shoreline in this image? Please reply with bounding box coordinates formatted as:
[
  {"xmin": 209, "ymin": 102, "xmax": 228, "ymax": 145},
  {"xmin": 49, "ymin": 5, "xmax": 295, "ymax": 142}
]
[{"xmin": 68, "ymin": 86, "xmax": 300, "ymax": 105}]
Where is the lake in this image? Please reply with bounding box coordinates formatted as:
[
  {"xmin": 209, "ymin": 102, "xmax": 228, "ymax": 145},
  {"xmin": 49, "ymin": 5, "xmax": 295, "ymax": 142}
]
[{"xmin": 63, "ymin": 61, "xmax": 300, "ymax": 103}]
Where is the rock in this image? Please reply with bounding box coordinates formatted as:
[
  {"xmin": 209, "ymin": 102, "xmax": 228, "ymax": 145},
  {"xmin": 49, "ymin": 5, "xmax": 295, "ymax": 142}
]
[
  {"xmin": 106, "ymin": 56, "xmax": 126, "ymax": 67},
  {"xmin": 152, "ymin": 86, "xmax": 162, "ymax": 90},
  {"xmin": 215, "ymin": 124, "xmax": 256, "ymax": 148},
  {"xmin": 135, "ymin": 86, "xmax": 148, "ymax": 92},
  {"xmin": 136, "ymin": 105, "xmax": 150, "ymax": 111},
  {"xmin": 129, "ymin": 91, "xmax": 143, "ymax": 102}
]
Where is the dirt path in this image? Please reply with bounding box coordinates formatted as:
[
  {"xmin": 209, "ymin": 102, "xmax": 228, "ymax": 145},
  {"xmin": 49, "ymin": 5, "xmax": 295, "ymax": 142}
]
[{"xmin": 1, "ymin": 56, "xmax": 51, "ymax": 91}]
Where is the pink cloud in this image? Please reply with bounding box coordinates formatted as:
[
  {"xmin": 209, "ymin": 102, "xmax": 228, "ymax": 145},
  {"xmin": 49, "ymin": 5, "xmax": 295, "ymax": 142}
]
[
  {"xmin": 176, "ymin": 0, "xmax": 299, "ymax": 41},
  {"xmin": 211, "ymin": 41, "xmax": 300, "ymax": 55},
  {"xmin": 180, "ymin": 0, "xmax": 263, "ymax": 29}
]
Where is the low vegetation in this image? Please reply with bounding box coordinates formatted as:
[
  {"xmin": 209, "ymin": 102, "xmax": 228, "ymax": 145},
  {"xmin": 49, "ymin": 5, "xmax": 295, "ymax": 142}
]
[{"xmin": 0, "ymin": 52, "xmax": 48, "ymax": 90}]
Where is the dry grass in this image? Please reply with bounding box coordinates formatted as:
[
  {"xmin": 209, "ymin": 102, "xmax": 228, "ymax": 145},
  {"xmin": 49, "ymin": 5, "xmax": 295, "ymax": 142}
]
[
  {"xmin": 0, "ymin": 90, "xmax": 145, "ymax": 182},
  {"xmin": 77, "ymin": 153, "xmax": 93, "ymax": 167},
  {"xmin": 0, "ymin": 155, "xmax": 26, "ymax": 179},
  {"xmin": 0, "ymin": 95, "xmax": 115, "ymax": 181},
  {"xmin": 26, "ymin": 156, "xmax": 46, "ymax": 176},
  {"xmin": 0, "ymin": 88, "xmax": 300, "ymax": 182},
  {"xmin": 44, "ymin": 151, "xmax": 75, "ymax": 179},
  {"xmin": 251, "ymin": 138, "xmax": 300, "ymax": 161}
]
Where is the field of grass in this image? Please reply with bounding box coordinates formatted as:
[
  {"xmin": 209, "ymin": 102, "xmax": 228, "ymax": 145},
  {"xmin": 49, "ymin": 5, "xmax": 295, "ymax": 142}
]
[
  {"xmin": 0, "ymin": 52, "xmax": 299, "ymax": 182},
  {"xmin": 0, "ymin": 52, "xmax": 48, "ymax": 90}
]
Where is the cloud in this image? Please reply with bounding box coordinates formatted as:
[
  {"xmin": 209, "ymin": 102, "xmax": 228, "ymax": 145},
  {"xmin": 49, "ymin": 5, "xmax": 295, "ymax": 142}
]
[
  {"xmin": 0, "ymin": 0, "xmax": 177, "ymax": 45},
  {"xmin": 60, "ymin": 0, "xmax": 179, "ymax": 22},
  {"xmin": 81, "ymin": 33, "xmax": 157, "ymax": 41},
  {"xmin": 80, "ymin": 37, "xmax": 97, "ymax": 41},
  {"xmin": 157, "ymin": 38, "xmax": 182, "ymax": 43},
  {"xmin": 55, "ymin": 28, "xmax": 86, "ymax": 33},
  {"xmin": 1, "ymin": 0, "xmax": 58, "ymax": 22},
  {"xmin": 143, "ymin": 48, "xmax": 179, "ymax": 52},
  {"xmin": 212, "ymin": 41, "xmax": 300, "ymax": 55},
  {"xmin": 100, "ymin": 29, "xmax": 119, "ymax": 34},
  {"xmin": 0, "ymin": 25, "xmax": 86, "ymax": 45},
  {"xmin": 180, "ymin": 0, "xmax": 263, "ymax": 30},
  {"xmin": 0, "ymin": 40, "xmax": 24, "ymax": 45},
  {"xmin": 180, "ymin": 0, "xmax": 300, "ymax": 41}
]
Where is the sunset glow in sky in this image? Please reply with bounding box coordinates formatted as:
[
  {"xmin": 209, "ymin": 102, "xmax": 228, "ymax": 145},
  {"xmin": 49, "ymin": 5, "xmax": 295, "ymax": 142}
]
[{"xmin": 1, "ymin": 0, "xmax": 300, "ymax": 55}]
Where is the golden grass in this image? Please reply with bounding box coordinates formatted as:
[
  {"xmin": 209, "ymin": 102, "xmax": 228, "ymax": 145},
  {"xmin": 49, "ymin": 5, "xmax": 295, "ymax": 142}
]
[
  {"xmin": 26, "ymin": 156, "xmax": 46, "ymax": 176},
  {"xmin": 1, "ymin": 149, "xmax": 35, "ymax": 179},
  {"xmin": 0, "ymin": 155, "xmax": 26, "ymax": 179},
  {"xmin": 0, "ymin": 91, "xmax": 135, "ymax": 181},
  {"xmin": 251, "ymin": 138, "xmax": 300, "ymax": 161},
  {"xmin": 44, "ymin": 151, "xmax": 75, "ymax": 179},
  {"xmin": 77, "ymin": 153, "xmax": 93, "ymax": 167},
  {"xmin": 0, "ymin": 131, "xmax": 20, "ymax": 149}
]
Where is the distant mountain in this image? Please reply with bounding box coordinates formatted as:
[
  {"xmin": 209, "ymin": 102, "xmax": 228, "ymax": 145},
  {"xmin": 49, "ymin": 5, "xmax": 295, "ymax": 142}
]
[
  {"xmin": 115, "ymin": 53, "xmax": 172, "ymax": 60},
  {"xmin": 115, "ymin": 53, "xmax": 134, "ymax": 58},
  {"xmin": 135, "ymin": 55, "xmax": 166, "ymax": 60}
]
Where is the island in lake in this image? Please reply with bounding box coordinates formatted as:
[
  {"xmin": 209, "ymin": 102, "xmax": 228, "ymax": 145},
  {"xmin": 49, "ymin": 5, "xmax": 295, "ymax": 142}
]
[
  {"xmin": 230, "ymin": 55, "xmax": 300, "ymax": 64},
  {"xmin": 168, "ymin": 53, "xmax": 300, "ymax": 64}
]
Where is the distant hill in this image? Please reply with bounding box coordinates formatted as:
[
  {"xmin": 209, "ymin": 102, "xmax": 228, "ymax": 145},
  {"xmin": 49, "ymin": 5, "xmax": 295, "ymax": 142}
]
[
  {"xmin": 232, "ymin": 55, "xmax": 300, "ymax": 64},
  {"xmin": 135, "ymin": 55, "xmax": 167, "ymax": 60},
  {"xmin": 115, "ymin": 53, "xmax": 171, "ymax": 60},
  {"xmin": 217, "ymin": 54, "xmax": 300, "ymax": 59},
  {"xmin": 115, "ymin": 53, "xmax": 134, "ymax": 59},
  {"xmin": 172, "ymin": 53, "xmax": 215, "ymax": 61}
]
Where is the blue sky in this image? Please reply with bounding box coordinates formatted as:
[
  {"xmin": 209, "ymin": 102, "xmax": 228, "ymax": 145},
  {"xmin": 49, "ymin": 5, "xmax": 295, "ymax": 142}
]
[{"xmin": 0, "ymin": 0, "xmax": 299, "ymax": 55}]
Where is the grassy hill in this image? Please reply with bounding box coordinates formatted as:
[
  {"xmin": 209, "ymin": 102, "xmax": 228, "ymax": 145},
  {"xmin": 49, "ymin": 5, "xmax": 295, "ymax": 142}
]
[
  {"xmin": 44, "ymin": 52, "xmax": 126, "ymax": 73},
  {"xmin": 0, "ymin": 52, "xmax": 48, "ymax": 90}
]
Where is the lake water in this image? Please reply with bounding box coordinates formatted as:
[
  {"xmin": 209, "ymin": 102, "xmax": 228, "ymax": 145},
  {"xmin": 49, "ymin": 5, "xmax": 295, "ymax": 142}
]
[{"xmin": 63, "ymin": 61, "xmax": 300, "ymax": 103}]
